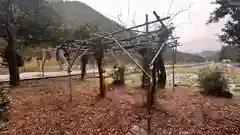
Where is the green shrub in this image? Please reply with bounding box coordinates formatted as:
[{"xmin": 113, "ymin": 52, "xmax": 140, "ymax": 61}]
[
  {"xmin": 197, "ymin": 66, "xmax": 229, "ymax": 95},
  {"xmin": 0, "ymin": 90, "xmax": 11, "ymax": 122},
  {"xmin": 111, "ymin": 65, "xmax": 125, "ymax": 85},
  {"xmin": 0, "ymin": 58, "xmax": 8, "ymax": 67}
]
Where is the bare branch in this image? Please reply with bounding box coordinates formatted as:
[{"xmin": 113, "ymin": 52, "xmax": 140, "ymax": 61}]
[
  {"xmin": 117, "ymin": 12, "xmax": 126, "ymax": 27},
  {"xmin": 166, "ymin": 0, "xmax": 174, "ymax": 15},
  {"xmin": 132, "ymin": 12, "xmax": 137, "ymax": 26},
  {"xmin": 167, "ymin": 2, "xmax": 193, "ymax": 24},
  {"xmin": 126, "ymin": 0, "xmax": 130, "ymax": 25}
]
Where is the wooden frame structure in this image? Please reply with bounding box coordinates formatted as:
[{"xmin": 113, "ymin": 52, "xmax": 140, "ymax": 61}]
[{"xmin": 35, "ymin": 11, "xmax": 180, "ymax": 133}]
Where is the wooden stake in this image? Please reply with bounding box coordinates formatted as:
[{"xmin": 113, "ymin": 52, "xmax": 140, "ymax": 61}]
[
  {"xmin": 68, "ymin": 69, "xmax": 72, "ymax": 102},
  {"xmin": 172, "ymin": 46, "xmax": 175, "ymax": 91}
]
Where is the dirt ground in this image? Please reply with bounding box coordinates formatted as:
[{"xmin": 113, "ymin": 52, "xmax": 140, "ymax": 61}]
[{"xmin": 0, "ymin": 77, "xmax": 240, "ymax": 135}]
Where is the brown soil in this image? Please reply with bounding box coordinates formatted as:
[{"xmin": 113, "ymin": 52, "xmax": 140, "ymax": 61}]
[{"xmin": 0, "ymin": 77, "xmax": 240, "ymax": 135}]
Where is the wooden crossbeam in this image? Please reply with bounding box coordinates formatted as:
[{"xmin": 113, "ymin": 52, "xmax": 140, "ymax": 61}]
[{"xmin": 55, "ymin": 12, "xmax": 179, "ymax": 72}]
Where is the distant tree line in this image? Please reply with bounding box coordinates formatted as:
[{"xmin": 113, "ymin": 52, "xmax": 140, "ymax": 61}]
[{"xmin": 218, "ymin": 45, "xmax": 238, "ymax": 62}]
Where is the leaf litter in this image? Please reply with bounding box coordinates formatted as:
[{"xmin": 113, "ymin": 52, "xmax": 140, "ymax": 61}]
[{"xmin": 0, "ymin": 78, "xmax": 240, "ymax": 135}]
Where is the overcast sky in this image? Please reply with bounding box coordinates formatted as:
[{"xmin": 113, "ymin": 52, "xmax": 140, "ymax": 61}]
[{"xmin": 76, "ymin": 0, "xmax": 226, "ymax": 53}]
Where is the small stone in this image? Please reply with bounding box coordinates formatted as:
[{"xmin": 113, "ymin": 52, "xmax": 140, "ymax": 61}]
[
  {"xmin": 130, "ymin": 125, "xmax": 140, "ymax": 135},
  {"xmin": 131, "ymin": 125, "xmax": 140, "ymax": 132},
  {"xmin": 126, "ymin": 132, "xmax": 133, "ymax": 135},
  {"xmin": 139, "ymin": 128, "xmax": 147, "ymax": 135},
  {"xmin": 129, "ymin": 125, "xmax": 147, "ymax": 135},
  {"xmin": 180, "ymin": 131, "xmax": 190, "ymax": 135}
]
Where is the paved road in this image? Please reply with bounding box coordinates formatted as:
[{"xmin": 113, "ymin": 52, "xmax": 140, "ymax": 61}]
[
  {"xmin": 0, "ymin": 63, "xmax": 237, "ymax": 82},
  {"xmin": 0, "ymin": 64, "xmax": 205, "ymax": 82},
  {"xmin": 0, "ymin": 69, "xmax": 98, "ymax": 82},
  {"xmin": 225, "ymin": 63, "xmax": 240, "ymax": 68},
  {"xmin": 182, "ymin": 63, "xmax": 206, "ymax": 68},
  {"xmin": 0, "ymin": 69, "xmax": 194, "ymax": 83},
  {"xmin": 183, "ymin": 63, "xmax": 239, "ymax": 68}
]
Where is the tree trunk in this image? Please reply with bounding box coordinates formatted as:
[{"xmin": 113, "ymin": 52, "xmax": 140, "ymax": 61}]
[
  {"xmin": 80, "ymin": 56, "xmax": 88, "ymax": 80},
  {"xmin": 97, "ymin": 59, "xmax": 105, "ymax": 97},
  {"xmin": 119, "ymin": 66, "xmax": 125, "ymax": 84},
  {"xmin": 81, "ymin": 62, "xmax": 86, "ymax": 80},
  {"xmin": 147, "ymin": 62, "xmax": 156, "ymax": 109},
  {"xmin": 156, "ymin": 56, "xmax": 166, "ymax": 89},
  {"xmin": 141, "ymin": 58, "xmax": 150, "ymax": 89},
  {"xmin": 93, "ymin": 39, "xmax": 105, "ymax": 97},
  {"xmin": 150, "ymin": 63, "xmax": 157, "ymax": 106},
  {"xmin": 5, "ymin": 40, "xmax": 20, "ymax": 87}
]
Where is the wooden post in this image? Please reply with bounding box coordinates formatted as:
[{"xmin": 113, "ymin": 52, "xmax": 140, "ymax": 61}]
[
  {"xmin": 94, "ymin": 39, "xmax": 106, "ymax": 97},
  {"xmin": 150, "ymin": 64, "xmax": 157, "ymax": 105},
  {"xmin": 148, "ymin": 61, "xmax": 156, "ymax": 133},
  {"xmin": 141, "ymin": 14, "xmax": 151, "ymax": 89},
  {"xmin": 41, "ymin": 49, "xmax": 44, "ymax": 79},
  {"xmin": 119, "ymin": 65, "xmax": 125, "ymax": 84},
  {"xmin": 80, "ymin": 55, "xmax": 88, "ymax": 80},
  {"xmin": 145, "ymin": 14, "xmax": 152, "ymax": 134},
  {"xmin": 97, "ymin": 58, "xmax": 105, "ymax": 97},
  {"xmin": 145, "ymin": 13, "xmax": 150, "ymax": 92},
  {"xmin": 172, "ymin": 46, "xmax": 175, "ymax": 91},
  {"xmin": 68, "ymin": 68, "xmax": 72, "ymax": 101},
  {"xmin": 40, "ymin": 49, "xmax": 48, "ymax": 80},
  {"xmin": 92, "ymin": 60, "xmax": 96, "ymax": 76}
]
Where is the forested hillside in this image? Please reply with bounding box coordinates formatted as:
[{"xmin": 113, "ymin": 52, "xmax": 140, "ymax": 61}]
[{"xmin": 51, "ymin": 1, "xmax": 130, "ymax": 37}]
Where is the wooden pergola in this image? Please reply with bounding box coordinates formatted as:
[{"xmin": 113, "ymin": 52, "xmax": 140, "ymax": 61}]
[{"xmin": 53, "ymin": 11, "xmax": 181, "ymax": 97}]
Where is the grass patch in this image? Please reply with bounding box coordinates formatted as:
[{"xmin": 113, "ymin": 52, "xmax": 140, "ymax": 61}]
[
  {"xmin": 125, "ymin": 73, "xmax": 141, "ymax": 86},
  {"xmin": 171, "ymin": 67, "xmax": 200, "ymax": 73},
  {"xmin": 45, "ymin": 60, "xmax": 59, "ymax": 66},
  {"xmin": 105, "ymin": 77, "xmax": 114, "ymax": 84},
  {"xmin": 23, "ymin": 61, "xmax": 40, "ymax": 72},
  {"xmin": 104, "ymin": 73, "xmax": 141, "ymax": 87},
  {"xmin": 235, "ymin": 79, "xmax": 240, "ymax": 83},
  {"xmin": 234, "ymin": 87, "xmax": 240, "ymax": 92},
  {"xmin": 235, "ymin": 75, "xmax": 240, "ymax": 80},
  {"xmin": 178, "ymin": 80, "xmax": 196, "ymax": 87},
  {"xmin": 235, "ymin": 84, "xmax": 240, "ymax": 87},
  {"xmin": 233, "ymin": 74, "xmax": 240, "ymax": 83},
  {"xmin": 22, "ymin": 59, "xmax": 59, "ymax": 72}
]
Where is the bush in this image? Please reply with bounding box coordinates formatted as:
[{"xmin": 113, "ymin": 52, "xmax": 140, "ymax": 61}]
[
  {"xmin": 0, "ymin": 58, "xmax": 8, "ymax": 67},
  {"xmin": 0, "ymin": 90, "xmax": 11, "ymax": 122},
  {"xmin": 197, "ymin": 66, "xmax": 232, "ymax": 98},
  {"xmin": 111, "ymin": 65, "xmax": 125, "ymax": 85}
]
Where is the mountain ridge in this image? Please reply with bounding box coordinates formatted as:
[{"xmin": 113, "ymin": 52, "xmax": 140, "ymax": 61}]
[
  {"xmin": 196, "ymin": 50, "xmax": 218, "ymax": 58},
  {"xmin": 51, "ymin": 1, "xmax": 131, "ymax": 37}
]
